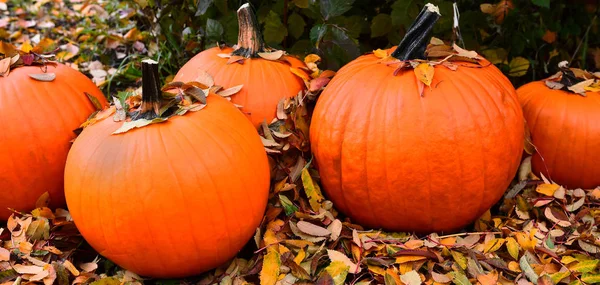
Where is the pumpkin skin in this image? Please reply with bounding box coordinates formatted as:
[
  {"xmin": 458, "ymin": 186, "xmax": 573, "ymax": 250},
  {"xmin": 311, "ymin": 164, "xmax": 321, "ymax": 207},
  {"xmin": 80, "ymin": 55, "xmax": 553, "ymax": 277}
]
[
  {"xmin": 64, "ymin": 95, "xmax": 270, "ymax": 278},
  {"xmin": 0, "ymin": 63, "xmax": 107, "ymax": 220},
  {"xmin": 309, "ymin": 48, "xmax": 524, "ymax": 233},
  {"xmin": 174, "ymin": 47, "xmax": 305, "ymax": 127},
  {"xmin": 517, "ymin": 81, "xmax": 600, "ymax": 189}
]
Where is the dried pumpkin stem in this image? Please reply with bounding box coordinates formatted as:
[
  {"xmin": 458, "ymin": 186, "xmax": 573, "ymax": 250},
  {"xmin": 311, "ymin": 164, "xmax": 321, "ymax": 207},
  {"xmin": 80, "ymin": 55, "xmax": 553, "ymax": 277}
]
[
  {"xmin": 391, "ymin": 3, "xmax": 441, "ymax": 61},
  {"xmin": 135, "ymin": 59, "xmax": 161, "ymax": 120},
  {"xmin": 232, "ymin": 3, "xmax": 267, "ymax": 58}
]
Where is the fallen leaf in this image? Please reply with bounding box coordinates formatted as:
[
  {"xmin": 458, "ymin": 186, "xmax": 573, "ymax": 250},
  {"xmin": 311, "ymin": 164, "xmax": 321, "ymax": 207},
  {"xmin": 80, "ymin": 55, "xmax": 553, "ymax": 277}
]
[
  {"xmin": 413, "ymin": 63, "xmax": 434, "ymax": 86},
  {"xmin": 28, "ymin": 73, "xmax": 56, "ymax": 81},
  {"xmin": 327, "ymin": 250, "xmax": 361, "ymax": 273},
  {"xmin": 260, "ymin": 250, "xmax": 280, "ymax": 285}
]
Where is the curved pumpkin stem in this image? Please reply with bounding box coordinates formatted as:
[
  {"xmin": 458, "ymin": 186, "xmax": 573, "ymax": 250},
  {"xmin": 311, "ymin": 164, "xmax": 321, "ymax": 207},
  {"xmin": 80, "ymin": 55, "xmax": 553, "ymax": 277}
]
[
  {"xmin": 232, "ymin": 3, "xmax": 267, "ymax": 58},
  {"xmin": 391, "ymin": 3, "xmax": 441, "ymax": 61},
  {"xmin": 135, "ymin": 59, "xmax": 161, "ymax": 120}
]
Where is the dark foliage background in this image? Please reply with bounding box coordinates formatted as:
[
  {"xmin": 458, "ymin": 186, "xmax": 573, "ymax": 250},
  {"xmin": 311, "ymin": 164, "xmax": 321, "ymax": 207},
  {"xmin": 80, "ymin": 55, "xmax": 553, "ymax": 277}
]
[{"xmin": 132, "ymin": 0, "xmax": 600, "ymax": 88}]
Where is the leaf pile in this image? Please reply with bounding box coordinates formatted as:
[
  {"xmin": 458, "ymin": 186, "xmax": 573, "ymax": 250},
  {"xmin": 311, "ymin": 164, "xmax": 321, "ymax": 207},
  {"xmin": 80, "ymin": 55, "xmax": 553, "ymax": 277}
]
[
  {"xmin": 78, "ymin": 66, "xmax": 243, "ymax": 135},
  {"xmin": 1, "ymin": 53, "xmax": 599, "ymax": 285},
  {"xmin": 544, "ymin": 61, "xmax": 600, "ymax": 96},
  {"xmin": 0, "ymin": 40, "xmax": 57, "ymax": 80},
  {"xmin": 373, "ymin": 38, "xmax": 485, "ymax": 96}
]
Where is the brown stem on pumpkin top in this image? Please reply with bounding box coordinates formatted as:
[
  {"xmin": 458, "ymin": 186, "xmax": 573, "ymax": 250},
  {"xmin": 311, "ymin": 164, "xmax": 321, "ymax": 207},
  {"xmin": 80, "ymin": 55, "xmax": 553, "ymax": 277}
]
[
  {"xmin": 231, "ymin": 3, "xmax": 267, "ymax": 58},
  {"xmin": 391, "ymin": 3, "xmax": 441, "ymax": 61},
  {"xmin": 134, "ymin": 59, "xmax": 162, "ymax": 120}
]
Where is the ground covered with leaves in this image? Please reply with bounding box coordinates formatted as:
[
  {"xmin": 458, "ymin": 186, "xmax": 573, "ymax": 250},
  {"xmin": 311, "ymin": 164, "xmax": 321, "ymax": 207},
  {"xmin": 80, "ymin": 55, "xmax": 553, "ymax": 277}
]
[{"xmin": 1, "ymin": 0, "xmax": 600, "ymax": 285}]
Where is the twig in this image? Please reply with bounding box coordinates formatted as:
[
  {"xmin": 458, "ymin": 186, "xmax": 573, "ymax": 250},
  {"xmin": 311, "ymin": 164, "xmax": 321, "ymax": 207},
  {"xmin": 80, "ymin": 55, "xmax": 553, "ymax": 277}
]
[{"xmin": 569, "ymin": 15, "xmax": 597, "ymax": 66}]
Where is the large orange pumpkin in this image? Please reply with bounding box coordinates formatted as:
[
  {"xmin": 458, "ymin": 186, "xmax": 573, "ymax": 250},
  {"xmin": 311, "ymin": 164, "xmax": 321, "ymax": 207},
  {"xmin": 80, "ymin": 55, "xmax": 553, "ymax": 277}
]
[
  {"xmin": 0, "ymin": 62, "xmax": 107, "ymax": 220},
  {"xmin": 309, "ymin": 5, "xmax": 524, "ymax": 233},
  {"xmin": 174, "ymin": 3, "xmax": 305, "ymax": 127},
  {"xmin": 517, "ymin": 65, "xmax": 600, "ymax": 189},
  {"xmin": 64, "ymin": 60, "xmax": 270, "ymax": 278}
]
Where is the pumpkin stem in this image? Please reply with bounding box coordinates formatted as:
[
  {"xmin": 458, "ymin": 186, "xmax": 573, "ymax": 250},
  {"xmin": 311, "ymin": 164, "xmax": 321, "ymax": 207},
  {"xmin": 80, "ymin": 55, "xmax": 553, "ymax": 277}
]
[
  {"xmin": 232, "ymin": 3, "xmax": 267, "ymax": 58},
  {"xmin": 135, "ymin": 59, "xmax": 162, "ymax": 120},
  {"xmin": 391, "ymin": 3, "xmax": 441, "ymax": 61}
]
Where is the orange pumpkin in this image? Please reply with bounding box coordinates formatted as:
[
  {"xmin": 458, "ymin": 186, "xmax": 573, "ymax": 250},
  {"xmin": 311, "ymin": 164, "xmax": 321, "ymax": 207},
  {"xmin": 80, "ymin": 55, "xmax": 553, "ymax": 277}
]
[
  {"xmin": 309, "ymin": 5, "xmax": 524, "ymax": 233},
  {"xmin": 64, "ymin": 60, "xmax": 270, "ymax": 278},
  {"xmin": 0, "ymin": 63, "xmax": 107, "ymax": 220},
  {"xmin": 174, "ymin": 3, "xmax": 305, "ymax": 128},
  {"xmin": 517, "ymin": 66, "xmax": 600, "ymax": 189}
]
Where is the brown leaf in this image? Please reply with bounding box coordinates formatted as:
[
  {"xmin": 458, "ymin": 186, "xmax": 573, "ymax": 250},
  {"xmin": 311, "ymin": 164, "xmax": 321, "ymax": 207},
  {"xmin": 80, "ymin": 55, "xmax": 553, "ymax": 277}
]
[
  {"xmin": 29, "ymin": 73, "xmax": 56, "ymax": 82},
  {"xmin": 227, "ymin": 55, "xmax": 245, "ymax": 64},
  {"xmin": 217, "ymin": 85, "xmax": 243, "ymax": 97},
  {"xmin": 297, "ymin": 221, "xmax": 330, "ymax": 237},
  {"xmin": 258, "ymin": 50, "xmax": 285, "ymax": 61}
]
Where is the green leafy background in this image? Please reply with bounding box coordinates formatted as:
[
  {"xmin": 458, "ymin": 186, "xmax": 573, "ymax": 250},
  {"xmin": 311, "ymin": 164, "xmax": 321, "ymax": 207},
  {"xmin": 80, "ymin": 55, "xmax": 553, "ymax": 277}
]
[{"xmin": 133, "ymin": 0, "xmax": 599, "ymax": 88}]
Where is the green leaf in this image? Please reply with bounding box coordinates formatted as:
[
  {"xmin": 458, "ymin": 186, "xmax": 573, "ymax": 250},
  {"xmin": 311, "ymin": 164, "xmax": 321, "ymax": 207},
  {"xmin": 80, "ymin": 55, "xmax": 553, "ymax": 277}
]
[
  {"xmin": 329, "ymin": 25, "xmax": 360, "ymax": 58},
  {"xmin": 113, "ymin": 117, "xmax": 168, "ymax": 134},
  {"xmin": 449, "ymin": 271, "xmax": 470, "ymax": 285},
  {"xmin": 205, "ymin": 18, "xmax": 224, "ymax": 41},
  {"xmin": 279, "ymin": 195, "xmax": 298, "ymax": 216},
  {"xmin": 550, "ymin": 271, "xmax": 570, "ymax": 284},
  {"xmin": 320, "ymin": 0, "xmax": 354, "ymax": 20},
  {"xmin": 292, "ymin": 0, "xmax": 309, "ymax": 8},
  {"xmin": 370, "ymin": 14, "xmax": 392, "ymax": 38},
  {"xmin": 508, "ymin": 57, "xmax": 530, "ymax": 77},
  {"xmin": 260, "ymin": 250, "xmax": 281, "ymax": 285},
  {"xmin": 569, "ymin": 259, "xmax": 599, "ymax": 273},
  {"xmin": 263, "ymin": 11, "xmax": 288, "ymax": 45},
  {"xmin": 582, "ymin": 273, "xmax": 600, "ymax": 283},
  {"xmin": 195, "ymin": 0, "xmax": 213, "ymax": 16},
  {"xmin": 310, "ymin": 24, "xmax": 327, "ymax": 48},
  {"xmin": 532, "ymin": 0, "xmax": 550, "ymax": 8},
  {"xmin": 391, "ymin": 0, "xmax": 419, "ymax": 27},
  {"xmin": 519, "ymin": 254, "xmax": 539, "ymax": 283},
  {"xmin": 288, "ymin": 13, "xmax": 306, "ymax": 39}
]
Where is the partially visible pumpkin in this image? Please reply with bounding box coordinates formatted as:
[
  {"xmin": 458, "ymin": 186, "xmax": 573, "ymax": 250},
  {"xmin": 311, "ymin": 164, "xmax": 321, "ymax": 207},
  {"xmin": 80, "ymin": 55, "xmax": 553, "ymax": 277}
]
[
  {"xmin": 174, "ymin": 3, "xmax": 305, "ymax": 127},
  {"xmin": 64, "ymin": 60, "xmax": 270, "ymax": 278},
  {"xmin": 0, "ymin": 62, "xmax": 107, "ymax": 220},
  {"xmin": 517, "ymin": 64, "xmax": 600, "ymax": 189},
  {"xmin": 309, "ymin": 4, "xmax": 524, "ymax": 233}
]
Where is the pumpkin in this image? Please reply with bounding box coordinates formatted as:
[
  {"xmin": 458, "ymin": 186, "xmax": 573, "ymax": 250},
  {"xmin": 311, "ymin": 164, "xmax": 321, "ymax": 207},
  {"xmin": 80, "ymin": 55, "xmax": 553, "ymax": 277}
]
[
  {"xmin": 517, "ymin": 63, "xmax": 600, "ymax": 189},
  {"xmin": 64, "ymin": 60, "xmax": 270, "ymax": 278},
  {"xmin": 309, "ymin": 4, "xmax": 524, "ymax": 233},
  {"xmin": 0, "ymin": 61, "xmax": 107, "ymax": 220},
  {"xmin": 174, "ymin": 3, "xmax": 305, "ymax": 128}
]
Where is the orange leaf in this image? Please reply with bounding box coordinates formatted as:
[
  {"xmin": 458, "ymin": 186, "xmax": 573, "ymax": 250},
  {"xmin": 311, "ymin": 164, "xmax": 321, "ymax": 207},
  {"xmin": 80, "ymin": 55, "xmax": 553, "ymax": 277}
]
[
  {"xmin": 290, "ymin": 67, "xmax": 310, "ymax": 81},
  {"xmin": 414, "ymin": 63, "xmax": 434, "ymax": 87}
]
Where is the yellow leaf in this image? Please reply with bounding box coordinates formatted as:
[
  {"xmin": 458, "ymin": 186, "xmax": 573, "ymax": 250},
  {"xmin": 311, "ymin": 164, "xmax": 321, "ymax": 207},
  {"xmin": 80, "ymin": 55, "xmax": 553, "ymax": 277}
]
[
  {"xmin": 568, "ymin": 259, "xmax": 599, "ymax": 273},
  {"xmin": 450, "ymin": 251, "xmax": 467, "ymax": 270},
  {"xmin": 560, "ymin": 256, "xmax": 577, "ymax": 264},
  {"xmin": 515, "ymin": 230, "xmax": 537, "ymax": 251},
  {"xmin": 550, "ymin": 271, "xmax": 570, "ymax": 283},
  {"xmin": 536, "ymin": 183, "xmax": 559, "ymax": 196},
  {"xmin": 476, "ymin": 271, "xmax": 498, "ymax": 285},
  {"xmin": 278, "ymin": 244, "xmax": 290, "ymax": 255},
  {"xmin": 399, "ymin": 262, "xmax": 413, "ymax": 274},
  {"xmin": 508, "ymin": 261, "xmax": 521, "ymax": 272},
  {"xmin": 584, "ymin": 83, "xmax": 600, "ymax": 92},
  {"xmin": 505, "ymin": 237, "xmax": 520, "ymax": 260},
  {"xmin": 304, "ymin": 54, "xmax": 321, "ymax": 64},
  {"xmin": 368, "ymin": 265, "xmax": 386, "ymax": 275},
  {"xmin": 483, "ymin": 238, "xmax": 505, "ymax": 253},
  {"xmin": 414, "ymin": 63, "xmax": 434, "ymax": 86},
  {"xmin": 508, "ymin": 57, "xmax": 530, "ymax": 77},
  {"xmin": 62, "ymin": 260, "xmax": 80, "ymax": 276},
  {"xmin": 385, "ymin": 268, "xmax": 402, "ymax": 285},
  {"xmin": 582, "ymin": 273, "xmax": 600, "ymax": 284},
  {"xmin": 290, "ymin": 67, "xmax": 310, "ymax": 81},
  {"xmin": 373, "ymin": 49, "xmax": 388, "ymax": 59},
  {"xmin": 440, "ymin": 237, "xmax": 456, "ymax": 246},
  {"xmin": 294, "ymin": 248, "xmax": 306, "ymax": 265},
  {"xmin": 260, "ymin": 250, "xmax": 281, "ymax": 285},
  {"xmin": 395, "ymin": 255, "xmax": 427, "ymax": 264},
  {"xmin": 327, "ymin": 249, "xmax": 361, "ymax": 273},
  {"xmin": 325, "ymin": 261, "xmax": 349, "ymax": 285},
  {"xmin": 20, "ymin": 41, "xmax": 33, "ymax": 53},
  {"xmin": 404, "ymin": 240, "xmax": 424, "ymax": 249},
  {"xmin": 301, "ymin": 168, "xmax": 324, "ymax": 212}
]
